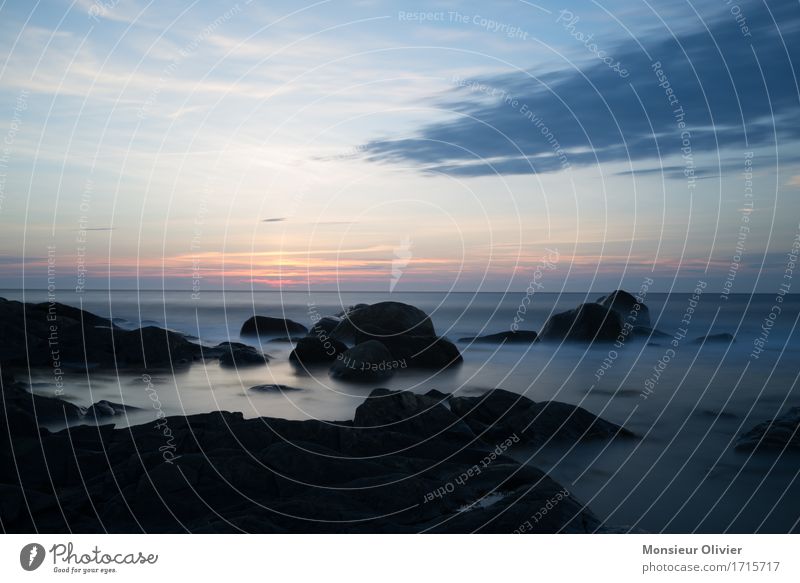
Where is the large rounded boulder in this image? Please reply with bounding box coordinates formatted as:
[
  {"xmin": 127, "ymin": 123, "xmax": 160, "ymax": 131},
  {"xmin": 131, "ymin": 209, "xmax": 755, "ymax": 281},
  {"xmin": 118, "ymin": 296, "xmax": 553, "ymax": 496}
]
[
  {"xmin": 331, "ymin": 302, "xmax": 435, "ymax": 342},
  {"xmin": 538, "ymin": 303, "xmax": 622, "ymax": 343},
  {"xmin": 329, "ymin": 301, "xmax": 461, "ymax": 371}
]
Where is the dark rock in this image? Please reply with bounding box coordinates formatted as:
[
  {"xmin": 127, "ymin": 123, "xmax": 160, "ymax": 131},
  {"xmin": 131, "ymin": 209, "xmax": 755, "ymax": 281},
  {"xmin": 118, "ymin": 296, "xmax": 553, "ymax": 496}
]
[
  {"xmin": 309, "ymin": 316, "xmax": 341, "ymax": 336},
  {"xmin": 0, "ymin": 379, "xmax": 83, "ymax": 429},
  {"xmin": 459, "ymin": 330, "xmax": 538, "ymax": 344},
  {"xmin": 329, "ymin": 340, "xmax": 397, "ymax": 382},
  {"xmin": 378, "ymin": 335, "xmax": 462, "ymax": 369},
  {"xmin": 597, "ymin": 289, "xmax": 651, "ymax": 327},
  {"xmin": 248, "ymin": 384, "xmax": 302, "ymax": 393},
  {"xmin": 331, "ymin": 301, "xmax": 435, "ymax": 342},
  {"xmin": 422, "ymin": 466, "xmax": 602, "ymax": 533},
  {"xmin": 424, "ymin": 388, "xmax": 451, "ymax": 400},
  {"xmin": 113, "ymin": 326, "xmax": 201, "ymax": 368},
  {"xmin": 215, "ymin": 342, "xmax": 269, "ymax": 367},
  {"xmin": 334, "ymin": 303, "xmax": 369, "ymax": 317},
  {"xmin": 289, "ymin": 336, "xmax": 348, "ymax": 366},
  {"xmin": 83, "ymin": 400, "xmax": 136, "ymax": 419},
  {"xmin": 0, "ymin": 298, "xmax": 204, "ymax": 370},
  {"xmin": 0, "ymin": 384, "xmax": 618, "ymax": 533},
  {"xmin": 736, "ymin": 407, "xmax": 800, "ymax": 451},
  {"xmin": 240, "ymin": 316, "xmax": 308, "ymax": 337},
  {"xmin": 538, "ymin": 303, "xmax": 622, "ymax": 343},
  {"xmin": 0, "ymin": 375, "xmax": 135, "ymax": 439},
  {"xmin": 449, "ymin": 389, "xmax": 634, "ymax": 446},
  {"xmin": 519, "ymin": 400, "xmax": 635, "ymax": 445},
  {"xmin": 333, "ymin": 322, "xmax": 462, "ymax": 371},
  {"xmin": 693, "ymin": 333, "xmax": 735, "ymax": 344},
  {"xmin": 27, "ymin": 301, "xmax": 112, "ymax": 328},
  {"xmin": 698, "ymin": 409, "xmax": 738, "ymax": 420},
  {"xmin": 354, "ymin": 388, "xmax": 474, "ymax": 439},
  {"xmin": 325, "ymin": 302, "xmax": 462, "ymax": 371}
]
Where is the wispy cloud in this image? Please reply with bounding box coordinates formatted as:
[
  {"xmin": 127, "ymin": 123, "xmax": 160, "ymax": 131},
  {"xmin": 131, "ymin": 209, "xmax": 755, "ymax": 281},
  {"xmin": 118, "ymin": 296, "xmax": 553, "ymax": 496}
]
[{"xmin": 359, "ymin": 0, "xmax": 800, "ymax": 177}]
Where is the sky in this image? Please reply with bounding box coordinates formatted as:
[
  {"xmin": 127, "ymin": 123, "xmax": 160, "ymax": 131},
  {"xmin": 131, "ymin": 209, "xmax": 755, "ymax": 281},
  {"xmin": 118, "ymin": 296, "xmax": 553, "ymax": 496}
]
[{"xmin": 0, "ymin": 0, "xmax": 798, "ymax": 293}]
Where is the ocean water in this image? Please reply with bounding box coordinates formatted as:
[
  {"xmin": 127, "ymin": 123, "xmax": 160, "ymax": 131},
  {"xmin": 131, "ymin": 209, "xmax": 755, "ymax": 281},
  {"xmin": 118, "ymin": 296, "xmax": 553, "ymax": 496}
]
[{"xmin": 5, "ymin": 288, "xmax": 800, "ymax": 533}]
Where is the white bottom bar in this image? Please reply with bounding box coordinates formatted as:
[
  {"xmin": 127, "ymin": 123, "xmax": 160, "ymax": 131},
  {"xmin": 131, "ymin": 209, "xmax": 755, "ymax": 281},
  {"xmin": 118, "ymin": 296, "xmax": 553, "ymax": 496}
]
[{"xmin": 1, "ymin": 534, "xmax": 797, "ymax": 582}]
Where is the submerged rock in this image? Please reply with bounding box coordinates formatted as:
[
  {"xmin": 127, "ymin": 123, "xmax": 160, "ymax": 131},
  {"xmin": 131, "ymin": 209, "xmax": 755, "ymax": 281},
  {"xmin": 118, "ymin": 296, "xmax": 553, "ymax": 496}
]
[
  {"xmin": 736, "ymin": 407, "xmax": 800, "ymax": 451},
  {"xmin": 248, "ymin": 384, "xmax": 302, "ymax": 393},
  {"xmin": 240, "ymin": 316, "xmax": 308, "ymax": 337},
  {"xmin": 693, "ymin": 333, "xmax": 735, "ymax": 344},
  {"xmin": 459, "ymin": 330, "xmax": 538, "ymax": 344}
]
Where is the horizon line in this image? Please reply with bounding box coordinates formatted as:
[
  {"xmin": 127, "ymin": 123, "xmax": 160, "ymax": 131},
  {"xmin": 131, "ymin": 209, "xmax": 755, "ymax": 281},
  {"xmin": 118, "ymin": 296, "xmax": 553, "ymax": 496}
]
[{"xmin": 1, "ymin": 288, "xmax": 796, "ymax": 296}]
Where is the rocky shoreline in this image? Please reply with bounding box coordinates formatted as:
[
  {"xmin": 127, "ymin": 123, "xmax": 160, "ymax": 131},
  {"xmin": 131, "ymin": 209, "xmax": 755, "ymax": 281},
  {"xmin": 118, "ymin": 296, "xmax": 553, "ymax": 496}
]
[
  {"xmin": 1, "ymin": 372, "xmax": 633, "ymax": 533},
  {"xmin": 0, "ymin": 292, "xmax": 784, "ymax": 533}
]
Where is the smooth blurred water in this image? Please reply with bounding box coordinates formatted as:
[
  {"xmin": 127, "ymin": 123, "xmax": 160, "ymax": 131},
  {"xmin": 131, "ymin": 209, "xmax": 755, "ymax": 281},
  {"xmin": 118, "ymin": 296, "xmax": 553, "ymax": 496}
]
[{"xmin": 5, "ymin": 288, "xmax": 800, "ymax": 533}]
